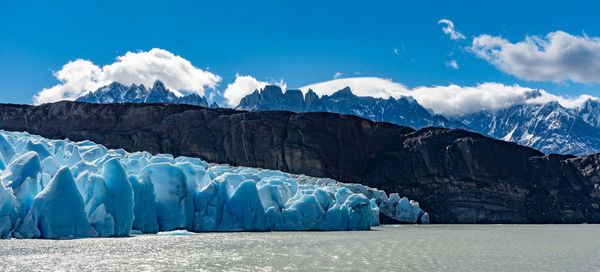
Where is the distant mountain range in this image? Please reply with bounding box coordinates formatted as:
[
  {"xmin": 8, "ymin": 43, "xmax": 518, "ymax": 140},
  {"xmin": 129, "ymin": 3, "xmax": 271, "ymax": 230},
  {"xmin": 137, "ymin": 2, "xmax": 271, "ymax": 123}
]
[
  {"xmin": 237, "ymin": 86, "xmax": 466, "ymax": 129},
  {"xmin": 76, "ymin": 80, "xmax": 218, "ymax": 108},
  {"xmin": 235, "ymin": 85, "xmax": 600, "ymax": 155},
  {"xmin": 457, "ymin": 100, "xmax": 600, "ymax": 155},
  {"xmin": 75, "ymin": 81, "xmax": 600, "ymax": 155}
]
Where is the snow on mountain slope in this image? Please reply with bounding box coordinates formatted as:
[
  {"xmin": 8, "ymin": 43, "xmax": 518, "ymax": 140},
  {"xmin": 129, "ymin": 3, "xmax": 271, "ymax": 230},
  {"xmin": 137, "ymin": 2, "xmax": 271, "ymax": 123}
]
[
  {"xmin": 457, "ymin": 101, "xmax": 600, "ymax": 155},
  {"xmin": 0, "ymin": 130, "xmax": 428, "ymax": 239},
  {"xmin": 236, "ymin": 85, "xmax": 600, "ymax": 155},
  {"xmin": 577, "ymin": 99, "xmax": 600, "ymax": 127},
  {"xmin": 76, "ymin": 81, "xmax": 213, "ymax": 107}
]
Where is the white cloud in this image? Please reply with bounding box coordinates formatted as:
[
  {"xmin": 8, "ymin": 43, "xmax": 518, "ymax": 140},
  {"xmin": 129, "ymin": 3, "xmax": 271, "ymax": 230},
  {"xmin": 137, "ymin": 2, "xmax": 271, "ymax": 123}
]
[
  {"xmin": 445, "ymin": 60, "xmax": 459, "ymax": 69},
  {"xmin": 471, "ymin": 31, "xmax": 600, "ymax": 83},
  {"xmin": 299, "ymin": 77, "xmax": 597, "ymax": 116},
  {"xmin": 222, "ymin": 74, "xmax": 286, "ymax": 107},
  {"xmin": 333, "ymin": 72, "xmax": 342, "ymax": 79},
  {"xmin": 438, "ymin": 19, "xmax": 465, "ymax": 40},
  {"xmin": 300, "ymin": 77, "xmax": 409, "ymax": 99},
  {"xmin": 34, "ymin": 48, "xmax": 222, "ymax": 104},
  {"xmin": 222, "ymin": 75, "xmax": 269, "ymax": 107}
]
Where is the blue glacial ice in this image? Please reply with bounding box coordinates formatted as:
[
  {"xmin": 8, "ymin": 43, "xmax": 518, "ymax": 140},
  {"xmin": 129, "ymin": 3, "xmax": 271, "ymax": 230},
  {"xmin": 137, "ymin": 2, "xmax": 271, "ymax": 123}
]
[
  {"xmin": 0, "ymin": 130, "xmax": 429, "ymax": 239},
  {"xmin": 14, "ymin": 167, "xmax": 93, "ymax": 239}
]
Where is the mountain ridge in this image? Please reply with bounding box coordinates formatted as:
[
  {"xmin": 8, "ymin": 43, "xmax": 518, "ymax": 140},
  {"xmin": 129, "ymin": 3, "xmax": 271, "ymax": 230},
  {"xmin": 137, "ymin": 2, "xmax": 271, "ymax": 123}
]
[
  {"xmin": 76, "ymin": 80, "xmax": 216, "ymax": 108},
  {"xmin": 73, "ymin": 81, "xmax": 600, "ymax": 155},
  {"xmin": 236, "ymin": 85, "xmax": 600, "ymax": 155},
  {"xmin": 455, "ymin": 101, "xmax": 600, "ymax": 155},
  {"xmin": 237, "ymin": 85, "xmax": 467, "ymax": 130}
]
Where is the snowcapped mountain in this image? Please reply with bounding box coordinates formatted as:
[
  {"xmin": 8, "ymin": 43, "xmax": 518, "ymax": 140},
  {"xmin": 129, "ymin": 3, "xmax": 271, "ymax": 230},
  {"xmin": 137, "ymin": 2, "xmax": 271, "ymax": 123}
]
[
  {"xmin": 457, "ymin": 101, "xmax": 600, "ymax": 155},
  {"xmin": 236, "ymin": 85, "xmax": 465, "ymax": 129},
  {"xmin": 76, "ymin": 82, "xmax": 599, "ymax": 155},
  {"xmin": 236, "ymin": 85, "xmax": 600, "ymax": 155},
  {"xmin": 576, "ymin": 99, "xmax": 600, "ymax": 127},
  {"xmin": 76, "ymin": 80, "xmax": 214, "ymax": 107}
]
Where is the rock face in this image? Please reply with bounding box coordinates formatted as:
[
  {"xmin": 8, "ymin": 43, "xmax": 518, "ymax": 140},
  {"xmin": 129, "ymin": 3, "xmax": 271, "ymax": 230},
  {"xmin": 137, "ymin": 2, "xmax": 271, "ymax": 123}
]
[{"xmin": 0, "ymin": 101, "xmax": 599, "ymax": 223}]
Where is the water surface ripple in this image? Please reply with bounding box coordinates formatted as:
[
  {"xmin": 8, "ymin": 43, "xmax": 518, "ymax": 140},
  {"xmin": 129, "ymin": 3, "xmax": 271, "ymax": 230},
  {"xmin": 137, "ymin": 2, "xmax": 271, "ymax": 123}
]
[{"xmin": 1, "ymin": 225, "xmax": 598, "ymax": 271}]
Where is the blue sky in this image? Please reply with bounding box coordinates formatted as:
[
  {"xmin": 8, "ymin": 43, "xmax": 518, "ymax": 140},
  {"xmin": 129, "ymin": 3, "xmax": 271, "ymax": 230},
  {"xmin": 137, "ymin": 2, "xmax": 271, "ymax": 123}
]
[{"xmin": 1, "ymin": 0, "xmax": 599, "ymax": 108}]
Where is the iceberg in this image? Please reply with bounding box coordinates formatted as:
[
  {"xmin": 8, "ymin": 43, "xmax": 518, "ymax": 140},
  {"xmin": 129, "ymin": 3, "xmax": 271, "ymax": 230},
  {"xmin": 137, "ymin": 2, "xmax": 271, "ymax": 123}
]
[{"xmin": 0, "ymin": 130, "xmax": 430, "ymax": 239}]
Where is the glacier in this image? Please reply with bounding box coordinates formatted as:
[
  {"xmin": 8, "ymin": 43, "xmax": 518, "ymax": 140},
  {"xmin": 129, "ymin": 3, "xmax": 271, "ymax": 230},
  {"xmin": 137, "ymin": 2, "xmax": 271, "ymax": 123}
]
[{"xmin": 0, "ymin": 130, "xmax": 429, "ymax": 239}]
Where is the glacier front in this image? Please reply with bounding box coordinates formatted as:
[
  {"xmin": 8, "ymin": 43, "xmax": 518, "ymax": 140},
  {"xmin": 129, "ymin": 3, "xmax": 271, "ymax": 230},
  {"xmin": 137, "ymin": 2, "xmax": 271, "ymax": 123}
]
[{"xmin": 0, "ymin": 130, "xmax": 428, "ymax": 239}]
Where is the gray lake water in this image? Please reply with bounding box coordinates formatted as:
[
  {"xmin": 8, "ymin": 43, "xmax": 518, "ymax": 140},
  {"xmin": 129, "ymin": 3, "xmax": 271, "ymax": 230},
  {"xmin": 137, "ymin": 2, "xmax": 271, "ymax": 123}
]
[{"xmin": 0, "ymin": 225, "xmax": 599, "ymax": 271}]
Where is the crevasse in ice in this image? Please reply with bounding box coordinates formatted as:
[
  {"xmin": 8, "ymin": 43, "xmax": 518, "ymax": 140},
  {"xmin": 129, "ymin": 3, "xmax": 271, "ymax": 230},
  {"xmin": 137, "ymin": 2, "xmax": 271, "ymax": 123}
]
[{"xmin": 0, "ymin": 131, "xmax": 429, "ymax": 239}]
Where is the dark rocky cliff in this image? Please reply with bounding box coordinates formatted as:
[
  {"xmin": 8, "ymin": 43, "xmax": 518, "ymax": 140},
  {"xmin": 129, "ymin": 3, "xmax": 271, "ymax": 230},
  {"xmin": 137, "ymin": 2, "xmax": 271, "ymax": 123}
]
[{"xmin": 0, "ymin": 101, "xmax": 598, "ymax": 223}]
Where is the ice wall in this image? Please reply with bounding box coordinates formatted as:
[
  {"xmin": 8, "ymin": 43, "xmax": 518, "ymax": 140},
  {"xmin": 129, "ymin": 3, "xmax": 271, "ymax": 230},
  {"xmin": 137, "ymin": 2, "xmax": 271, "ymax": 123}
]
[{"xmin": 0, "ymin": 131, "xmax": 429, "ymax": 239}]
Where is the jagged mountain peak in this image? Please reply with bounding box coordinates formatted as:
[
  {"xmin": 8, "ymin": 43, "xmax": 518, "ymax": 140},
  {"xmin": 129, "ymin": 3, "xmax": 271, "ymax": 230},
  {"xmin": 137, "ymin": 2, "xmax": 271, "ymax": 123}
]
[
  {"xmin": 107, "ymin": 81, "xmax": 127, "ymax": 89},
  {"xmin": 261, "ymin": 84, "xmax": 283, "ymax": 93},
  {"xmin": 152, "ymin": 80, "xmax": 167, "ymax": 90},
  {"xmin": 582, "ymin": 98, "xmax": 600, "ymax": 107},
  {"xmin": 306, "ymin": 88, "xmax": 317, "ymax": 95},
  {"xmin": 539, "ymin": 100, "xmax": 565, "ymax": 112},
  {"xmin": 76, "ymin": 81, "xmax": 215, "ymax": 108},
  {"xmin": 329, "ymin": 86, "xmax": 353, "ymax": 97},
  {"xmin": 578, "ymin": 98, "xmax": 600, "ymax": 127}
]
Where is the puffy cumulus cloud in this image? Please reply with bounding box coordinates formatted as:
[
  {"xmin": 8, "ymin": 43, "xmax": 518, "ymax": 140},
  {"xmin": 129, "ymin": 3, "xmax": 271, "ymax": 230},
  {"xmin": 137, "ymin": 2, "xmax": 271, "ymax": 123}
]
[
  {"xmin": 33, "ymin": 48, "xmax": 221, "ymax": 104},
  {"xmin": 299, "ymin": 77, "xmax": 597, "ymax": 116},
  {"xmin": 445, "ymin": 60, "xmax": 459, "ymax": 69},
  {"xmin": 471, "ymin": 31, "xmax": 600, "ymax": 83},
  {"xmin": 438, "ymin": 19, "xmax": 465, "ymax": 40},
  {"xmin": 33, "ymin": 60, "xmax": 103, "ymax": 104},
  {"xmin": 333, "ymin": 72, "xmax": 342, "ymax": 79},
  {"xmin": 222, "ymin": 74, "xmax": 286, "ymax": 107}
]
